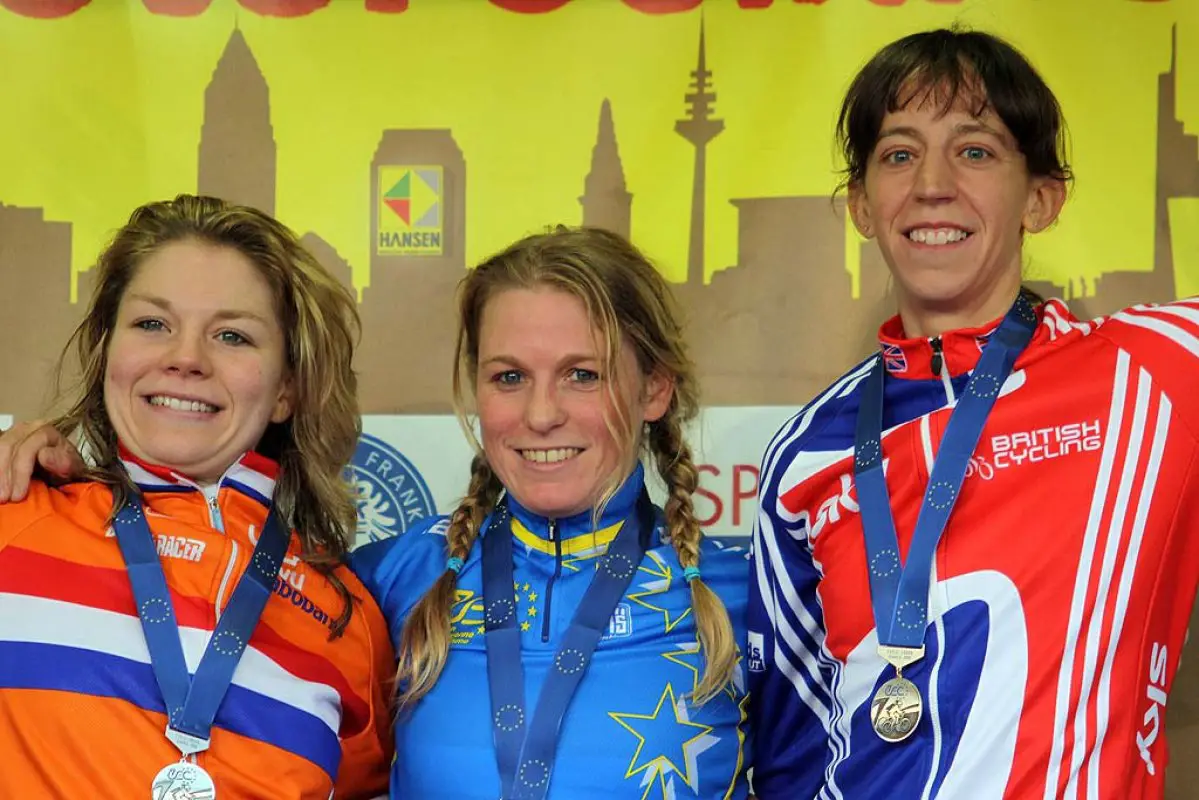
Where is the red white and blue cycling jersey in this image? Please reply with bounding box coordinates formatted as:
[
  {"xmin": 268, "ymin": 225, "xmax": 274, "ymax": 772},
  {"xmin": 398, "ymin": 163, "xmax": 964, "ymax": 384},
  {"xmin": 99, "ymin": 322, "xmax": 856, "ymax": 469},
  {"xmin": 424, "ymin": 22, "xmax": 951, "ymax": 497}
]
[{"xmin": 748, "ymin": 298, "xmax": 1199, "ymax": 800}]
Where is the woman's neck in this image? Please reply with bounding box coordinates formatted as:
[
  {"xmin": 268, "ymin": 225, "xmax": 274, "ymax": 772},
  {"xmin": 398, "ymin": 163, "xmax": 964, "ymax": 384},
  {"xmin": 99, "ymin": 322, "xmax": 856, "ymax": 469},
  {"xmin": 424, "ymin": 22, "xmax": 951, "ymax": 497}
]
[{"xmin": 896, "ymin": 286, "xmax": 1022, "ymax": 339}]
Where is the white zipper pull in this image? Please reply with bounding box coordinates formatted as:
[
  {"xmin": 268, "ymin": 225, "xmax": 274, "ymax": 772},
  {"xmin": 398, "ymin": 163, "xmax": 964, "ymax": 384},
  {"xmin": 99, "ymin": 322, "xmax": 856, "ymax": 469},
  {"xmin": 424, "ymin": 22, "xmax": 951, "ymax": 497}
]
[{"xmin": 203, "ymin": 485, "xmax": 225, "ymax": 533}]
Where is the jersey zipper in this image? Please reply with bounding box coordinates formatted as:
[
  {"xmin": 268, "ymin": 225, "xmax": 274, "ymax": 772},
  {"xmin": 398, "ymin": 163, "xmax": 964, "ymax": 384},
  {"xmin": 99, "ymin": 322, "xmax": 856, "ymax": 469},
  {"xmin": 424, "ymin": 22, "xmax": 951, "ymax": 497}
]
[
  {"xmin": 929, "ymin": 337, "xmax": 956, "ymax": 402},
  {"xmin": 542, "ymin": 519, "xmax": 562, "ymax": 643},
  {"xmin": 204, "ymin": 484, "xmax": 237, "ymax": 624},
  {"xmin": 214, "ymin": 541, "xmax": 239, "ymax": 624},
  {"xmin": 202, "ymin": 485, "xmax": 225, "ymax": 533}
]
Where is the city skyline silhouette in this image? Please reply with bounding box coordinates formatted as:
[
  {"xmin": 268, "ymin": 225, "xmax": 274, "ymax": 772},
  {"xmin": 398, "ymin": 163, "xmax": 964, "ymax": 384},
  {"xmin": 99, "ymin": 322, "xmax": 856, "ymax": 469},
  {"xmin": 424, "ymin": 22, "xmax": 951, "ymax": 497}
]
[{"xmin": 0, "ymin": 24, "xmax": 1194, "ymax": 420}]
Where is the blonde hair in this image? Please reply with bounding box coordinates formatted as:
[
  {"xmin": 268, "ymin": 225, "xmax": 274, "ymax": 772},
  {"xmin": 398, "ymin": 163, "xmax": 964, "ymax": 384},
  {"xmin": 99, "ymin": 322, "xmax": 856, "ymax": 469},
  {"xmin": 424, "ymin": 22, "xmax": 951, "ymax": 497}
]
[
  {"xmin": 396, "ymin": 225, "xmax": 737, "ymax": 706},
  {"xmin": 53, "ymin": 194, "xmax": 362, "ymax": 637}
]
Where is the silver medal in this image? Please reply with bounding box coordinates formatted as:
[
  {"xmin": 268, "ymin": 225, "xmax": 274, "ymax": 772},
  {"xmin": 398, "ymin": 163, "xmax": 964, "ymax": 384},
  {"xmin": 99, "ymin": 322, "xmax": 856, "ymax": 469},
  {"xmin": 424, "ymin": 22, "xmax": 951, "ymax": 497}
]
[
  {"xmin": 870, "ymin": 675, "xmax": 922, "ymax": 743},
  {"xmin": 151, "ymin": 761, "xmax": 216, "ymax": 800}
]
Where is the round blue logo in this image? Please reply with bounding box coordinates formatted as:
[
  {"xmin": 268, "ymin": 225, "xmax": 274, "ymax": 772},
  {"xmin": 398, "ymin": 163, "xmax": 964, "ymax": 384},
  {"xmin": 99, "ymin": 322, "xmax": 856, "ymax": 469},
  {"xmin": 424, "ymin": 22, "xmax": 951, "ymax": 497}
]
[{"xmin": 346, "ymin": 432, "xmax": 437, "ymax": 542}]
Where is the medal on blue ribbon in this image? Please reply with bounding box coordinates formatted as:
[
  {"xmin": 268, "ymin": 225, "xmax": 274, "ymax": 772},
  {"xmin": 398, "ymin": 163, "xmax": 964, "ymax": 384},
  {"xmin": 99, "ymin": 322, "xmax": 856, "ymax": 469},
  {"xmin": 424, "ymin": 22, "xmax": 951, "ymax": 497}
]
[
  {"xmin": 112, "ymin": 493, "xmax": 291, "ymax": 797},
  {"xmin": 482, "ymin": 490, "xmax": 655, "ymax": 799},
  {"xmin": 853, "ymin": 293, "xmax": 1038, "ymax": 743}
]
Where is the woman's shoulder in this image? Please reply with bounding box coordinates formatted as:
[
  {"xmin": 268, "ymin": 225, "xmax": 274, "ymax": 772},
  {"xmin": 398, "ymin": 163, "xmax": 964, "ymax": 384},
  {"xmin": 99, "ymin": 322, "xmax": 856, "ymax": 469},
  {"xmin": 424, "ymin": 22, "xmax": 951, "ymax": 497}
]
[
  {"xmin": 348, "ymin": 513, "xmax": 453, "ymax": 621},
  {"xmin": 647, "ymin": 534, "xmax": 750, "ymax": 606},
  {"xmin": 696, "ymin": 536, "xmax": 751, "ymax": 601},
  {"xmin": 0, "ymin": 479, "xmax": 115, "ymax": 547}
]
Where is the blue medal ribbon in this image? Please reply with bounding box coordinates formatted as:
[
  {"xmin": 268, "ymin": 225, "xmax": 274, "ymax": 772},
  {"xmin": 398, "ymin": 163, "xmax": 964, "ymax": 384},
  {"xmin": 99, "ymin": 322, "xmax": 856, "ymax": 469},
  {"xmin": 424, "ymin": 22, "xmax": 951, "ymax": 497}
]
[
  {"xmin": 853, "ymin": 294, "xmax": 1038, "ymax": 653},
  {"xmin": 483, "ymin": 490, "xmax": 655, "ymax": 800},
  {"xmin": 112, "ymin": 493, "xmax": 290, "ymax": 756}
]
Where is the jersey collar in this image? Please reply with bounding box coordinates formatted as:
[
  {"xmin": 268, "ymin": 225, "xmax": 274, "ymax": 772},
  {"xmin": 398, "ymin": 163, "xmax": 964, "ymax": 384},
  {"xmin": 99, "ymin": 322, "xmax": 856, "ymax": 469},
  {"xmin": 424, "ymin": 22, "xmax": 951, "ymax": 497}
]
[
  {"xmin": 117, "ymin": 444, "xmax": 279, "ymax": 508},
  {"xmin": 505, "ymin": 462, "xmax": 646, "ymax": 556},
  {"xmin": 876, "ymin": 298, "xmax": 1072, "ymax": 379}
]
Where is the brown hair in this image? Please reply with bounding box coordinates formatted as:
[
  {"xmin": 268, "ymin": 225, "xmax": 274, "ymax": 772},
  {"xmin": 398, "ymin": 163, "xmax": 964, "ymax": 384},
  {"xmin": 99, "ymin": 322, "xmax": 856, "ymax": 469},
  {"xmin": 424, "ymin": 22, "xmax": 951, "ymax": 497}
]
[
  {"xmin": 837, "ymin": 27, "xmax": 1072, "ymax": 191},
  {"xmin": 395, "ymin": 225, "xmax": 737, "ymax": 707},
  {"xmin": 54, "ymin": 194, "xmax": 362, "ymax": 636}
]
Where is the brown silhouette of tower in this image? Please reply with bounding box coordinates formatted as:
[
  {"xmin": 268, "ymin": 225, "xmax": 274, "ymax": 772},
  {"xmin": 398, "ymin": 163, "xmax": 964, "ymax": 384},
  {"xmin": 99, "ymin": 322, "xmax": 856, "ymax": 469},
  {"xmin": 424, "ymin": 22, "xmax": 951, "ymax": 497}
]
[
  {"xmin": 1022, "ymin": 27, "xmax": 1196, "ymax": 319},
  {"xmin": 675, "ymin": 20, "xmax": 724, "ymax": 285},
  {"xmin": 299, "ymin": 233, "xmax": 356, "ymax": 295},
  {"xmin": 579, "ymin": 99, "xmax": 632, "ymax": 238},
  {"xmin": 357, "ymin": 130, "xmax": 467, "ymax": 413},
  {"xmin": 855, "ymin": 223, "xmax": 903, "ymax": 363},
  {"xmin": 198, "ymin": 29, "xmax": 276, "ymax": 214},
  {"xmin": 0, "ymin": 205, "xmax": 79, "ymax": 420},
  {"xmin": 679, "ymin": 197, "xmax": 867, "ymax": 405},
  {"xmin": 1089, "ymin": 24, "xmax": 1196, "ymax": 316}
]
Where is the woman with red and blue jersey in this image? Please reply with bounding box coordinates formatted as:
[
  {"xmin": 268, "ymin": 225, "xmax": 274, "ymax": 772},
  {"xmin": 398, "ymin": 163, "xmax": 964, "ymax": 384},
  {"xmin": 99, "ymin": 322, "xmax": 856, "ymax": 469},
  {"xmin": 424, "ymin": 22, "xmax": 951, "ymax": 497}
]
[{"xmin": 748, "ymin": 28, "xmax": 1199, "ymax": 800}]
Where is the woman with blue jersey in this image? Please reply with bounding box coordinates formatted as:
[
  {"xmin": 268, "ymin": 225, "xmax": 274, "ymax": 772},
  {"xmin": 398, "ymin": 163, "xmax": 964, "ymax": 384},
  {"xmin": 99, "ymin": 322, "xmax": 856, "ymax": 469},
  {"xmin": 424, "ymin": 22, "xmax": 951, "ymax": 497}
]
[
  {"xmin": 351, "ymin": 225, "xmax": 751, "ymax": 798},
  {"xmin": 0, "ymin": 224, "xmax": 752, "ymax": 798}
]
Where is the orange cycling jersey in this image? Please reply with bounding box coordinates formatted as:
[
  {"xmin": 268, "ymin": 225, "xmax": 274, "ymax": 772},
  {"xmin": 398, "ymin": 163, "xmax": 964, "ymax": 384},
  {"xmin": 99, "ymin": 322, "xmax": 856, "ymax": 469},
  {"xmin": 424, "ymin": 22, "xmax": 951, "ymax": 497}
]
[{"xmin": 0, "ymin": 451, "xmax": 393, "ymax": 799}]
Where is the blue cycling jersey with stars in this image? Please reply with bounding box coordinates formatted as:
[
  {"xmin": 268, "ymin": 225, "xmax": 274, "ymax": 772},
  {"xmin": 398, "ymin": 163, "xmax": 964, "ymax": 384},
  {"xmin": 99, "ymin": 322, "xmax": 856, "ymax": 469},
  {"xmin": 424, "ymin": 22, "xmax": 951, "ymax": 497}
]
[{"xmin": 352, "ymin": 464, "xmax": 752, "ymax": 799}]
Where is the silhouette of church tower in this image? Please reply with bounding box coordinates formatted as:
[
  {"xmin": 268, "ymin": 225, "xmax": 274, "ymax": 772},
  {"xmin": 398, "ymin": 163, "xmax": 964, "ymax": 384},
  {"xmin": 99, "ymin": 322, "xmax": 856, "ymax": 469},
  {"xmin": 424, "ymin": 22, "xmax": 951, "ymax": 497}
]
[
  {"xmin": 675, "ymin": 20, "xmax": 723, "ymax": 285},
  {"xmin": 357, "ymin": 130, "xmax": 467, "ymax": 413},
  {"xmin": 0, "ymin": 205, "xmax": 76, "ymax": 420},
  {"xmin": 579, "ymin": 99, "xmax": 631, "ymax": 238},
  {"xmin": 198, "ymin": 29, "xmax": 276, "ymax": 214},
  {"xmin": 1089, "ymin": 24, "xmax": 1195, "ymax": 315}
]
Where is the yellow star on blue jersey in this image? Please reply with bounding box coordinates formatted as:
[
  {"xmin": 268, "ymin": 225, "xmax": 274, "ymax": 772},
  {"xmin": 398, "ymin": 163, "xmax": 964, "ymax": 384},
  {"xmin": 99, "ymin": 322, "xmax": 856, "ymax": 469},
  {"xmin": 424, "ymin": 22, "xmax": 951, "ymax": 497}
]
[
  {"xmin": 663, "ymin": 642, "xmax": 744, "ymax": 704},
  {"xmin": 608, "ymin": 684, "xmax": 717, "ymax": 796},
  {"xmin": 662, "ymin": 642, "xmax": 704, "ymax": 696},
  {"xmin": 628, "ymin": 551, "xmax": 692, "ymax": 632}
]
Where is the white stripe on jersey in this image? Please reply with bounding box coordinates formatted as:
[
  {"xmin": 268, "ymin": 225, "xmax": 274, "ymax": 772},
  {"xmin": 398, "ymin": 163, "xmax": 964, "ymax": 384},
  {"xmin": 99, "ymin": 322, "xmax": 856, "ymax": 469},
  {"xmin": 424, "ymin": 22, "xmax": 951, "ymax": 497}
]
[
  {"xmin": 1044, "ymin": 351, "xmax": 1132, "ymax": 799},
  {"xmin": 0, "ymin": 592, "xmax": 342, "ymax": 733},
  {"xmin": 225, "ymin": 460, "xmax": 278, "ymax": 502},
  {"xmin": 1064, "ymin": 364, "xmax": 1153, "ymax": 799},
  {"xmin": 764, "ymin": 359, "xmax": 875, "ymax": 499},
  {"xmin": 753, "ymin": 521, "xmax": 831, "ymax": 728},
  {"xmin": 123, "ymin": 460, "xmax": 186, "ymax": 490},
  {"xmin": 754, "ymin": 356, "xmax": 875, "ymax": 800},
  {"xmin": 1088, "ymin": 391, "xmax": 1171, "ymax": 798},
  {"xmin": 931, "ymin": 571, "xmax": 1029, "ymax": 799},
  {"xmin": 1114, "ymin": 304, "xmax": 1199, "ymax": 359},
  {"xmin": 776, "ymin": 447, "xmax": 854, "ymax": 527},
  {"xmin": 1150, "ymin": 300, "xmax": 1199, "ymax": 328},
  {"xmin": 1042, "ymin": 300, "xmax": 1098, "ymax": 339}
]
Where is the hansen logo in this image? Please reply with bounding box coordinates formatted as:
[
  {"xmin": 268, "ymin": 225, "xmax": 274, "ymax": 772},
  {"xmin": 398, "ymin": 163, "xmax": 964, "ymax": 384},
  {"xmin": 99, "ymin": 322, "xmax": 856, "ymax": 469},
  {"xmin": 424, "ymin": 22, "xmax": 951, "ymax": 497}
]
[
  {"xmin": 347, "ymin": 433, "xmax": 437, "ymax": 543},
  {"xmin": 377, "ymin": 165, "xmax": 444, "ymax": 255}
]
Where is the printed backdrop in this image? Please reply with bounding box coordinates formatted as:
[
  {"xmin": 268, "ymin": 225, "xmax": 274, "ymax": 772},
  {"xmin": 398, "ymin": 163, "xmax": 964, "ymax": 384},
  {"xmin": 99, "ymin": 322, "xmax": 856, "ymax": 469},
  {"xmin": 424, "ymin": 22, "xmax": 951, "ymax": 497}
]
[{"xmin": 1, "ymin": 0, "xmax": 1198, "ymax": 791}]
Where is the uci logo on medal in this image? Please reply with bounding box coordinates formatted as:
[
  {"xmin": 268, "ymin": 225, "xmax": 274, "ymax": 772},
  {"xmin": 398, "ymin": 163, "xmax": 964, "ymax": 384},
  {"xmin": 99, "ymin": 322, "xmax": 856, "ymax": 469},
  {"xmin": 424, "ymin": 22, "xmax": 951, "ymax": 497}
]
[{"xmin": 347, "ymin": 433, "xmax": 437, "ymax": 543}]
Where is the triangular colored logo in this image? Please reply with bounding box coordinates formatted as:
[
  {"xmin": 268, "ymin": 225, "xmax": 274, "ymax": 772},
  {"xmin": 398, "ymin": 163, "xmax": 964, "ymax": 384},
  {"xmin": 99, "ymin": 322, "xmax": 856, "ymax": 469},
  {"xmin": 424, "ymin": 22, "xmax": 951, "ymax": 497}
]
[
  {"xmin": 385, "ymin": 198, "xmax": 410, "ymax": 224},
  {"xmin": 384, "ymin": 172, "xmax": 411, "ymax": 200}
]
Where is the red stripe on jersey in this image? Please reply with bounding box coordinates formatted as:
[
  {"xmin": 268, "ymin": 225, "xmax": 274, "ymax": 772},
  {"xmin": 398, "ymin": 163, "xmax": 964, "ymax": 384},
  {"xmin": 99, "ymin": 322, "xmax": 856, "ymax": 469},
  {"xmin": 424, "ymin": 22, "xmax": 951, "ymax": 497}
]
[{"xmin": 0, "ymin": 546, "xmax": 371, "ymax": 735}]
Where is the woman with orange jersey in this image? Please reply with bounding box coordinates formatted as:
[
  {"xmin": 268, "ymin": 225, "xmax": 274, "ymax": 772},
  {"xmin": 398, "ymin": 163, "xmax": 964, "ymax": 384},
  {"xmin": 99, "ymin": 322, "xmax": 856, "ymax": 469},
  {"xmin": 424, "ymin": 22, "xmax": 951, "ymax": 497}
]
[{"xmin": 0, "ymin": 195, "xmax": 392, "ymax": 799}]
